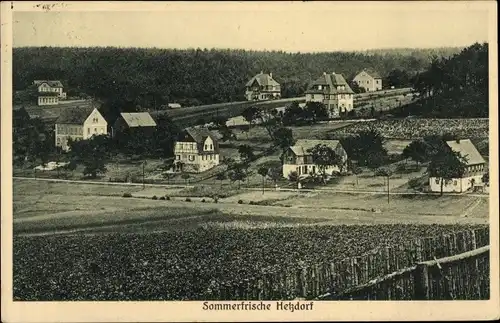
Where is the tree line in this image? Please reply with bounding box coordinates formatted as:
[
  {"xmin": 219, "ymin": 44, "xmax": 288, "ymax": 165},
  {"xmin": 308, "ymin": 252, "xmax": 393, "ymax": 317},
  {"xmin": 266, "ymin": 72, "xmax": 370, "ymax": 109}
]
[
  {"xmin": 395, "ymin": 42, "xmax": 488, "ymax": 118},
  {"xmin": 13, "ymin": 46, "xmax": 463, "ymax": 118}
]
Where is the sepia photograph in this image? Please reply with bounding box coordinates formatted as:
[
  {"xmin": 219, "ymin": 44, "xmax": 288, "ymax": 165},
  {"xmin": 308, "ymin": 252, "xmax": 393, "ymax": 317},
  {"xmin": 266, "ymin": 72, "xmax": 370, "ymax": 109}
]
[{"xmin": 1, "ymin": 1, "xmax": 498, "ymax": 322}]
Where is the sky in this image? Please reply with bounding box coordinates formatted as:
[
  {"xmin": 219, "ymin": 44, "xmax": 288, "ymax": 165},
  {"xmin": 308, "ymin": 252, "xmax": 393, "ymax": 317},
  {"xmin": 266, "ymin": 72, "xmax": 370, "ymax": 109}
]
[{"xmin": 11, "ymin": 2, "xmax": 491, "ymax": 52}]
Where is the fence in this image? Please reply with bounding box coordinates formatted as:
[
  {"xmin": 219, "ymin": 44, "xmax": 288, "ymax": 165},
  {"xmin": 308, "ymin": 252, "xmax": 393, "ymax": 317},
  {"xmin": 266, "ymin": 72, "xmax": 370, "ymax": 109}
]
[
  {"xmin": 203, "ymin": 227, "xmax": 489, "ymax": 300},
  {"xmin": 321, "ymin": 245, "xmax": 490, "ymax": 300}
]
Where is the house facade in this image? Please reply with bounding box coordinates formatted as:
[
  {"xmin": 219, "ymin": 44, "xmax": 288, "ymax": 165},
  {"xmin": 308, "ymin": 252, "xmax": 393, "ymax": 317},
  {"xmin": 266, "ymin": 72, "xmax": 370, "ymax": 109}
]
[
  {"xmin": 305, "ymin": 72, "xmax": 354, "ymax": 118},
  {"xmin": 245, "ymin": 71, "xmax": 281, "ymax": 101},
  {"xmin": 55, "ymin": 106, "xmax": 107, "ymax": 151},
  {"xmin": 282, "ymin": 139, "xmax": 348, "ymax": 178},
  {"xmin": 173, "ymin": 127, "xmax": 220, "ymax": 173},
  {"xmin": 429, "ymin": 139, "xmax": 487, "ymax": 193},
  {"xmin": 353, "ymin": 69, "xmax": 382, "ymax": 92},
  {"xmin": 34, "ymin": 80, "xmax": 67, "ymax": 106},
  {"xmin": 112, "ymin": 112, "xmax": 157, "ymax": 137}
]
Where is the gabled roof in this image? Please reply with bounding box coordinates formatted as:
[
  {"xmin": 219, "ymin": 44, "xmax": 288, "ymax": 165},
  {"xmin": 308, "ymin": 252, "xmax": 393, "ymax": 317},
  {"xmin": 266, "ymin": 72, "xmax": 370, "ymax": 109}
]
[
  {"xmin": 246, "ymin": 72, "xmax": 280, "ymax": 87},
  {"xmin": 289, "ymin": 139, "xmax": 342, "ymax": 156},
  {"xmin": 446, "ymin": 139, "xmax": 486, "ymax": 166},
  {"xmin": 56, "ymin": 106, "xmax": 96, "ymax": 124},
  {"xmin": 33, "ymin": 80, "xmax": 64, "ymax": 88},
  {"xmin": 357, "ymin": 69, "xmax": 382, "ymax": 79},
  {"xmin": 119, "ymin": 112, "xmax": 157, "ymax": 128},
  {"xmin": 178, "ymin": 127, "xmax": 220, "ymax": 154},
  {"xmin": 305, "ymin": 73, "xmax": 354, "ymax": 95}
]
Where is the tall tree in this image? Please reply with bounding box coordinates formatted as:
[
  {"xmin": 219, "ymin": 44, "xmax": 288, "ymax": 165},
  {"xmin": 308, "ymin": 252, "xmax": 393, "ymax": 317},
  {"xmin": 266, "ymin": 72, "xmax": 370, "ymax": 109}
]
[
  {"xmin": 68, "ymin": 134, "xmax": 110, "ymax": 178},
  {"xmin": 272, "ymin": 127, "xmax": 294, "ymax": 151},
  {"xmin": 307, "ymin": 144, "xmax": 343, "ymax": 183},
  {"xmin": 427, "ymin": 148, "xmax": 468, "ymax": 196},
  {"xmin": 257, "ymin": 166, "xmax": 269, "ymax": 194},
  {"xmin": 402, "ymin": 140, "xmax": 427, "ymax": 168},
  {"xmin": 238, "ymin": 144, "xmax": 255, "ymax": 163}
]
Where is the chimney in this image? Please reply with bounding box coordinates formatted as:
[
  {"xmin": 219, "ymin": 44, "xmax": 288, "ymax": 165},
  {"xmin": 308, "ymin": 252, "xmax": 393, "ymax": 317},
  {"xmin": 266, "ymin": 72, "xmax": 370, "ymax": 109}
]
[
  {"xmin": 332, "ymin": 72, "xmax": 336, "ymax": 75},
  {"xmin": 270, "ymin": 72, "xmax": 273, "ymax": 78},
  {"xmin": 323, "ymin": 72, "xmax": 327, "ymax": 75}
]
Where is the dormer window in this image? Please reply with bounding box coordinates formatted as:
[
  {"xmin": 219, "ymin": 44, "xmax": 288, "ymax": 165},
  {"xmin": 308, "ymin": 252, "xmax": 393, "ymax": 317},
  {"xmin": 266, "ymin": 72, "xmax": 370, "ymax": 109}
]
[
  {"xmin": 318, "ymin": 85, "xmax": 322, "ymax": 90},
  {"xmin": 210, "ymin": 144, "xmax": 213, "ymax": 150},
  {"xmin": 204, "ymin": 144, "xmax": 208, "ymax": 150}
]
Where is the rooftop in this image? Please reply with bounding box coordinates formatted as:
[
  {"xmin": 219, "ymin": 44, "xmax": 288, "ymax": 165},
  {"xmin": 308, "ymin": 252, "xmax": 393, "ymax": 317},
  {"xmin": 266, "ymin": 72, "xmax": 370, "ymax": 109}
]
[
  {"xmin": 246, "ymin": 72, "xmax": 280, "ymax": 87},
  {"xmin": 446, "ymin": 139, "xmax": 486, "ymax": 166},
  {"xmin": 120, "ymin": 112, "xmax": 157, "ymax": 127},
  {"xmin": 289, "ymin": 139, "xmax": 341, "ymax": 156}
]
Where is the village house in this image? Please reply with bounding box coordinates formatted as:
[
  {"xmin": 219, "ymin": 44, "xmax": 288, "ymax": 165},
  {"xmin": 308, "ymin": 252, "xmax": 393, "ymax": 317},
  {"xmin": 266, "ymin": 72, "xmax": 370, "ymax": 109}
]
[
  {"xmin": 429, "ymin": 139, "xmax": 487, "ymax": 193},
  {"xmin": 55, "ymin": 106, "xmax": 107, "ymax": 151},
  {"xmin": 282, "ymin": 139, "xmax": 348, "ymax": 178},
  {"xmin": 353, "ymin": 69, "xmax": 383, "ymax": 92},
  {"xmin": 33, "ymin": 80, "xmax": 67, "ymax": 106},
  {"xmin": 245, "ymin": 71, "xmax": 281, "ymax": 101},
  {"xmin": 173, "ymin": 127, "xmax": 220, "ymax": 173},
  {"xmin": 111, "ymin": 112, "xmax": 157, "ymax": 138},
  {"xmin": 304, "ymin": 72, "xmax": 354, "ymax": 118}
]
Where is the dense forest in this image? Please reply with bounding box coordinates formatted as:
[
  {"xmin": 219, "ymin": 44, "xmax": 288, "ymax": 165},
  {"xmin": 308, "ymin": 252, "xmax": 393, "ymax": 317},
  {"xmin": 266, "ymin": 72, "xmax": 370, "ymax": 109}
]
[
  {"xmin": 13, "ymin": 46, "xmax": 462, "ymax": 114},
  {"xmin": 396, "ymin": 42, "xmax": 489, "ymax": 117}
]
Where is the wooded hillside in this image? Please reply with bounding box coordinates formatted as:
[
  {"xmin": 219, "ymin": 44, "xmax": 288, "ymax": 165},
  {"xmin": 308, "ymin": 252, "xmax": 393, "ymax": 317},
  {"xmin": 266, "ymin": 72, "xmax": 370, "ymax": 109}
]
[
  {"xmin": 395, "ymin": 43, "xmax": 489, "ymax": 118},
  {"xmin": 13, "ymin": 46, "xmax": 462, "ymax": 110}
]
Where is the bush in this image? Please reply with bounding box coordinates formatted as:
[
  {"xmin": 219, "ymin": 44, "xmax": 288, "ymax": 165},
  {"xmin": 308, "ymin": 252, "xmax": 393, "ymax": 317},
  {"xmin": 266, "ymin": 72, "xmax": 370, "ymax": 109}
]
[
  {"xmin": 201, "ymin": 199, "xmax": 206, "ymax": 203},
  {"xmin": 165, "ymin": 196, "xmax": 171, "ymax": 200},
  {"xmin": 122, "ymin": 192, "xmax": 132, "ymax": 198},
  {"xmin": 408, "ymin": 177, "xmax": 422, "ymax": 190},
  {"xmin": 159, "ymin": 196, "xmax": 166, "ymax": 200},
  {"xmin": 185, "ymin": 198, "xmax": 191, "ymax": 202},
  {"xmin": 249, "ymin": 201, "xmax": 255, "ymax": 205},
  {"xmin": 152, "ymin": 195, "xmax": 158, "ymax": 200},
  {"xmin": 237, "ymin": 200, "xmax": 243, "ymax": 204}
]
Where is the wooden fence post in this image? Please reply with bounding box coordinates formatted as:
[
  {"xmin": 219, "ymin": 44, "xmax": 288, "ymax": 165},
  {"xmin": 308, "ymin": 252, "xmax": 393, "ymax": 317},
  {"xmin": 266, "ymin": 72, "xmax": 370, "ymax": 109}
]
[{"xmin": 414, "ymin": 264, "xmax": 430, "ymax": 300}]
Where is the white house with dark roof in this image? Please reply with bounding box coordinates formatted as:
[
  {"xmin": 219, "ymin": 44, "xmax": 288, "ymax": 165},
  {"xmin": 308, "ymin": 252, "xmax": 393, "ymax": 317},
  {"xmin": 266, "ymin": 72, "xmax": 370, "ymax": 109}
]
[
  {"xmin": 245, "ymin": 71, "xmax": 281, "ymax": 101},
  {"xmin": 353, "ymin": 69, "xmax": 383, "ymax": 92},
  {"xmin": 33, "ymin": 80, "xmax": 67, "ymax": 105},
  {"xmin": 282, "ymin": 139, "xmax": 348, "ymax": 178},
  {"xmin": 429, "ymin": 139, "xmax": 487, "ymax": 193},
  {"xmin": 173, "ymin": 127, "xmax": 220, "ymax": 173},
  {"xmin": 305, "ymin": 72, "xmax": 354, "ymax": 118},
  {"xmin": 112, "ymin": 112, "xmax": 157, "ymax": 137},
  {"xmin": 55, "ymin": 106, "xmax": 107, "ymax": 151}
]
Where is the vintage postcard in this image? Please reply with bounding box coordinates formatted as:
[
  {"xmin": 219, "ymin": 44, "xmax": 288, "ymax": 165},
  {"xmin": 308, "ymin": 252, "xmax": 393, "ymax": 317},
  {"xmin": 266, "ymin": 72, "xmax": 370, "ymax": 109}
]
[{"xmin": 1, "ymin": 1, "xmax": 499, "ymax": 322}]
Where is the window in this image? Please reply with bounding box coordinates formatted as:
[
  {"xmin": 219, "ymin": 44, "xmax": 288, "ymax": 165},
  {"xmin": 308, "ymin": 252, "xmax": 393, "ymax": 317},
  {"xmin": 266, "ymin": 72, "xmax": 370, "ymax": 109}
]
[
  {"xmin": 453, "ymin": 180, "xmax": 458, "ymax": 186},
  {"xmin": 435, "ymin": 178, "xmax": 440, "ymax": 184},
  {"xmin": 176, "ymin": 155, "xmax": 181, "ymax": 160},
  {"xmin": 87, "ymin": 128, "xmax": 90, "ymax": 135},
  {"xmin": 376, "ymin": 80, "xmax": 380, "ymax": 84},
  {"xmin": 100, "ymin": 128, "xmax": 104, "ymax": 134},
  {"xmin": 204, "ymin": 144, "xmax": 207, "ymax": 150},
  {"xmin": 367, "ymin": 80, "xmax": 370, "ymax": 84},
  {"xmin": 189, "ymin": 155, "xmax": 195, "ymax": 161}
]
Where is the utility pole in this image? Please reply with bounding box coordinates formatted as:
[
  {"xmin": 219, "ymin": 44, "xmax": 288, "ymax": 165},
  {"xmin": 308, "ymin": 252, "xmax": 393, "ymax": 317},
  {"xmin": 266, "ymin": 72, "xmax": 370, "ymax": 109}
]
[
  {"xmin": 387, "ymin": 175, "xmax": 390, "ymax": 204},
  {"xmin": 142, "ymin": 161, "xmax": 146, "ymax": 190}
]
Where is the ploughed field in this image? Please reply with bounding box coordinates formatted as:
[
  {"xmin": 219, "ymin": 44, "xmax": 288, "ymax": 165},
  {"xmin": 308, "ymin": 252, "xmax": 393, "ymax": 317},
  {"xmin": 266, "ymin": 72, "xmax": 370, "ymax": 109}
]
[
  {"xmin": 330, "ymin": 118, "xmax": 489, "ymax": 140},
  {"xmin": 14, "ymin": 223, "xmax": 487, "ymax": 301}
]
